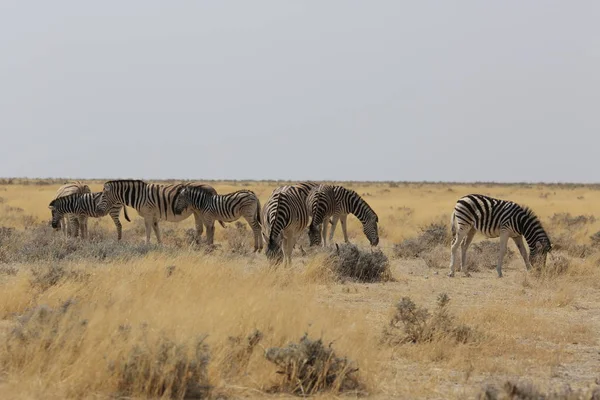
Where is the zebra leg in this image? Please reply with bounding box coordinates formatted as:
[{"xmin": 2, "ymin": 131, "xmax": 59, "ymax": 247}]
[
  {"xmin": 449, "ymin": 229, "xmax": 467, "ymax": 277},
  {"xmin": 244, "ymin": 215, "xmax": 262, "ymax": 252},
  {"xmin": 109, "ymin": 208, "xmax": 123, "ymax": 240},
  {"xmin": 79, "ymin": 216, "xmax": 88, "ymax": 239},
  {"xmin": 71, "ymin": 217, "xmax": 80, "ymax": 238},
  {"xmin": 205, "ymin": 218, "xmax": 216, "ymax": 245},
  {"xmin": 144, "ymin": 218, "xmax": 153, "ymax": 244},
  {"xmin": 512, "ymin": 236, "xmax": 532, "ymax": 271},
  {"xmin": 460, "ymin": 228, "xmax": 476, "ymax": 274},
  {"xmin": 496, "ymin": 231, "xmax": 510, "ymax": 278},
  {"xmin": 329, "ymin": 216, "xmax": 339, "ymax": 242},
  {"xmin": 321, "ymin": 222, "xmax": 329, "ymax": 248},
  {"xmin": 152, "ymin": 220, "xmax": 162, "ymax": 244},
  {"xmin": 340, "ymin": 214, "xmax": 349, "ymax": 243},
  {"xmin": 193, "ymin": 213, "xmax": 204, "ymax": 244},
  {"xmin": 283, "ymin": 235, "xmax": 294, "ymax": 266}
]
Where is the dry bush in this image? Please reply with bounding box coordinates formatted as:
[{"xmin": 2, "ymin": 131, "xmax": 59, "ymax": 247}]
[
  {"xmin": 0, "ymin": 224, "xmax": 166, "ymax": 264},
  {"xmin": 590, "ymin": 231, "xmax": 600, "ymax": 247},
  {"xmin": 265, "ymin": 334, "xmax": 361, "ymax": 395},
  {"xmin": 549, "ymin": 213, "xmax": 596, "ymax": 228},
  {"xmin": 478, "ymin": 380, "xmax": 600, "ymax": 400},
  {"xmin": 532, "ymin": 252, "xmax": 572, "ymax": 279},
  {"xmin": 325, "ymin": 243, "xmax": 392, "ymax": 282},
  {"xmin": 384, "ymin": 294, "xmax": 476, "ymax": 345},
  {"xmin": 223, "ymin": 221, "xmax": 252, "ymax": 255},
  {"xmin": 221, "ymin": 330, "xmax": 263, "ymax": 378},
  {"xmin": 113, "ymin": 333, "xmax": 211, "ymax": 399},
  {"xmin": 393, "ymin": 220, "xmax": 449, "ymax": 258}
]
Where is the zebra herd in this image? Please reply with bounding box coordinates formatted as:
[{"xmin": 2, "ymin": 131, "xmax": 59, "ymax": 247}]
[
  {"xmin": 48, "ymin": 180, "xmax": 379, "ymax": 266},
  {"xmin": 47, "ymin": 180, "xmax": 553, "ymax": 277}
]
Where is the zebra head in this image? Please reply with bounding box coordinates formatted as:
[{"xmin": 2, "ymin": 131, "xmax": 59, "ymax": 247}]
[
  {"xmin": 265, "ymin": 239, "xmax": 284, "ymax": 265},
  {"xmin": 173, "ymin": 187, "xmax": 190, "ymax": 215},
  {"xmin": 97, "ymin": 182, "xmax": 117, "ymax": 214},
  {"xmin": 363, "ymin": 214, "xmax": 380, "ymax": 246},
  {"xmin": 529, "ymin": 239, "xmax": 552, "ymax": 269},
  {"xmin": 308, "ymin": 223, "xmax": 321, "ymax": 246},
  {"xmin": 262, "ymin": 226, "xmax": 284, "ymax": 265},
  {"xmin": 48, "ymin": 199, "xmax": 62, "ymax": 230}
]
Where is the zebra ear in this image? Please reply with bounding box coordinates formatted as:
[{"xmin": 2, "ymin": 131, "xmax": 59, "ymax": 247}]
[{"xmin": 103, "ymin": 183, "xmax": 111, "ymax": 192}]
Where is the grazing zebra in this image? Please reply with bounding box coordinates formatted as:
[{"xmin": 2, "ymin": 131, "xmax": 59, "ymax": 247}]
[
  {"xmin": 174, "ymin": 187, "xmax": 262, "ymax": 251},
  {"xmin": 48, "ymin": 193, "xmax": 130, "ymax": 240},
  {"xmin": 306, "ymin": 184, "xmax": 336, "ymax": 247},
  {"xmin": 53, "ymin": 181, "xmax": 91, "ymax": 237},
  {"xmin": 449, "ymin": 194, "xmax": 552, "ymax": 278},
  {"xmin": 97, "ymin": 180, "xmax": 217, "ymax": 244},
  {"xmin": 262, "ymin": 185, "xmax": 311, "ymax": 265},
  {"xmin": 328, "ymin": 186, "xmax": 379, "ymax": 246}
]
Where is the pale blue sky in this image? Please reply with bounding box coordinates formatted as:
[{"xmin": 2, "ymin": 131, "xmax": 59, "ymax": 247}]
[{"xmin": 0, "ymin": 1, "xmax": 598, "ymax": 182}]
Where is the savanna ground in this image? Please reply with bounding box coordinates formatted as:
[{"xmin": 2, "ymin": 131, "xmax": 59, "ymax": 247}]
[{"xmin": 1, "ymin": 179, "xmax": 600, "ymax": 399}]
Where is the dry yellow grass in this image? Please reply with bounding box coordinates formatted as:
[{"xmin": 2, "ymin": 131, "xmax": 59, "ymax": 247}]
[{"xmin": 1, "ymin": 179, "xmax": 600, "ymax": 399}]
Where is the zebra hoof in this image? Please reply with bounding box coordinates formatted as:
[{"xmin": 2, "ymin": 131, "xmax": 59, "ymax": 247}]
[
  {"xmin": 462, "ymin": 272, "xmax": 472, "ymax": 278},
  {"xmin": 447, "ymin": 272, "xmax": 455, "ymax": 278}
]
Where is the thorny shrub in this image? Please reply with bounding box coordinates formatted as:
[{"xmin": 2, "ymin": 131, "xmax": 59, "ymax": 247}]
[
  {"xmin": 393, "ymin": 220, "xmax": 450, "ymax": 258},
  {"xmin": 384, "ymin": 294, "xmax": 476, "ymax": 345},
  {"xmin": 265, "ymin": 334, "xmax": 361, "ymax": 395},
  {"xmin": 325, "ymin": 243, "xmax": 392, "ymax": 282},
  {"xmin": 113, "ymin": 333, "xmax": 211, "ymax": 399},
  {"xmin": 478, "ymin": 380, "xmax": 600, "ymax": 400}
]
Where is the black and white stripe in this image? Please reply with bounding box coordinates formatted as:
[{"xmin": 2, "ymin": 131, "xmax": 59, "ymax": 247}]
[
  {"xmin": 306, "ymin": 184, "xmax": 336, "ymax": 247},
  {"xmin": 449, "ymin": 194, "xmax": 552, "ymax": 277},
  {"xmin": 174, "ymin": 187, "xmax": 262, "ymax": 251},
  {"xmin": 98, "ymin": 180, "xmax": 216, "ymax": 244},
  {"xmin": 49, "ymin": 192, "xmax": 130, "ymax": 240},
  {"xmin": 53, "ymin": 181, "xmax": 91, "ymax": 237},
  {"xmin": 329, "ymin": 186, "xmax": 379, "ymax": 246},
  {"xmin": 262, "ymin": 185, "xmax": 311, "ymax": 265}
]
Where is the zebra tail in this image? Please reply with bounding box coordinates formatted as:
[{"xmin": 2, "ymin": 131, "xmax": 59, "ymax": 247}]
[
  {"xmin": 256, "ymin": 197, "xmax": 262, "ymax": 227},
  {"xmin": 450, "ymin": 211, "xmax": 456, "ymax": 238},
  {"xmin": 218, "ymin": 220, "xmax": 226, "ymax": 228},
  {"xmin": 123, "ymin": 206, "xmax": 131, "ymax": 222},
  {"xmin": 269, "ymin": 193, "xmax": 284, "ymax": 245}
]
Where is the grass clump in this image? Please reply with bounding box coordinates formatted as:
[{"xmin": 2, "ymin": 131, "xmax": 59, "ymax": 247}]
[
  {"xmin": 265, "ymin": 333, "xmax": 361, "ymax": 396},
  {"xmin": 393, "ymin": 220, "xmax": 450, "ymax": 258},
  {"xmin": 384, "ymin": 293, "xmax": 476, "ymax": 345},
  {"xmin": 113, "ymin": 333, "xmax": 211, "ymax": 399},
  {"xmin": 478, "ymin": 380, "xmax": 600, "ymax": 400},
  {"xmin": 326, "ymin": 243, "xmax": 392, "ymax": 282}
]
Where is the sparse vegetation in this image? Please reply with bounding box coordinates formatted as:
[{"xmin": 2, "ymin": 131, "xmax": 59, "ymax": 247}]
[
  {"xmin": 265, "ymin": 334, "xmax": 361, "ymax": 395},
  {"xmin": 0, "ymin": 180, "xmax": 600, "ymax": 398},
  {"xmin": 326, "ymin": 243, "xmax": 392, "ymax": 282},
  {"xmin": 478, "ymin": 380, "xmax": 600, "ymax": 400},
  {"xmin": 384, "ymin": 293, "xmax": 476, "ymax": 345}
]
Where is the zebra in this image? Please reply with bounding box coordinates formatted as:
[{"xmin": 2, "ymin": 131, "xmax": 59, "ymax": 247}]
[
  {"xmin": 97, "ymin": 180, "xmax": 218, "ymax": 244},
  {"xmin": 306, "ymin": 184, "xmax": 336, "ymax": 247},
  {"xmin": 48, "ymin": 192, "xmax": 130, "ymax": 240},
  {"xmin": 52, "ymin": 181, "xmax": 91, "ymax": 237},
  {"xmin": 328, "ymin": 186, "xmax": 379, "ymax": 246},
  {"xmin": 173, "ymin": 187, "xmax": 262, "ymax": 251},
  {"xmin": 262, "ymin": 185, "xmax": 311, "ymax": 266},
  {"xmin": 449, "ymin": 194, "xmax": 552, "ymax": 278}
]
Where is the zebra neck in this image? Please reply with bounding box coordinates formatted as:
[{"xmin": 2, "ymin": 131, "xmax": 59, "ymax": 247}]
[
  {"xmin": 346, "ymin": 194, "xmax": 375, "ymax": 225},
  {"xmin": 521, "ymin": 217, "xmax": 547, "ymax": 248}
]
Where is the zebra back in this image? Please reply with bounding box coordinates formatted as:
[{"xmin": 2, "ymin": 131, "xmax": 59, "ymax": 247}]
[
  {"xmin": 453, "ymin": 194, "xmax": 551, "ymax": 252},
  {"xmin": 264, "ymin": 186, "xmax": 310, "ymax": 245},
  {"xmin": 102, "ymin": 179, "xmax": 201, "ymax": 220},
  {"xmin": 54, "ymin": 181, "xmax": 91, "ymax": 200},
  {"xmin": 332, "ymin": 186, "xmax": 378, "ymax": 224}
]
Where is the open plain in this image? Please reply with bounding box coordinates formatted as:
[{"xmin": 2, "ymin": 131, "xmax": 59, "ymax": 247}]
[{"xmin": 0, "ymin": 179, "xmax": 599, "ymax": 399}]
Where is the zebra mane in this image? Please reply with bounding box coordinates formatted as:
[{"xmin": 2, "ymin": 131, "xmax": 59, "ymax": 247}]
[
  {"xmin": 520, "ymin": 205, "xmax": 551, "ymax": 243},
  {"xmin": 343, "ymin": 187, "xmax": 378, "ymax": 221},
  {"xmin": 104, "ymin": 179, "xmax": 147, "ymax": 185}
]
